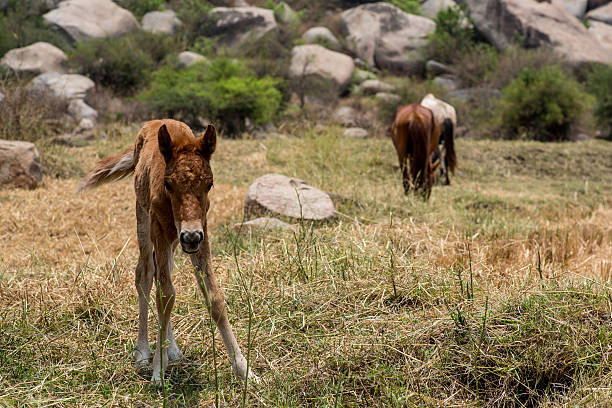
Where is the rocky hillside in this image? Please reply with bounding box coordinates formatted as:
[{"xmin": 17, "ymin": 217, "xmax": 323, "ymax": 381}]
[{"xmin": 1, "ymin": 0, "xmax": 611, "ymax": 187}]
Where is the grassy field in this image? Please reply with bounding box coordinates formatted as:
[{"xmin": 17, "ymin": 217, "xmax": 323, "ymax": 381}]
[{"xmin": 1, "ymin": 125, "xmax": 611, "ymax": 407}]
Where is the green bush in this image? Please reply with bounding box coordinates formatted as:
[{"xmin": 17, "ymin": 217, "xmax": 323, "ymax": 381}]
[
  {"xmin": 140, "ymin": 58, "xmax": 282, "ymax": 136},
  {"xmin": 386, "ymin": 0, "xmax": 420, "ymax": 14},
  {"xmin": 0, "ymin": 0, "xmax": 70, "ymax": 57},
  {"xmin": 427, "ymin": 5, "xmax": 475, "ymax": 64},
  {"xmin": 585, "ymin": 64, "xmax": 612, "ymax": 140},
  {"xmin": 498, "ymin": 66, "xmax": 593, "ymax": 141},
  {"xmin": 115, "ymin": 0, "xmax": 164, "ymax": 17},
  {"xmin": 68, "ymin": 32, "xmax": 182, "ymax": 94}
]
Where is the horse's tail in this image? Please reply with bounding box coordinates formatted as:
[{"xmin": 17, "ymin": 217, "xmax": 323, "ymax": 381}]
[
  {"xmin": 76, "ymin": 145, "xmax": 136, "ymax": 192},
  {"xmin": 442, "ymin": 118, "xmax": 456, "ymax": 174}
]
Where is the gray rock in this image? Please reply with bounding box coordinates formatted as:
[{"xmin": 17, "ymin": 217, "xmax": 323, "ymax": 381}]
[
  {"xmin": 586, "ymin": 2, "xmax": 612, "ymax": 23},
  {"xmin": 29, "ymin": 72, "xmax": 95, "ymax": 100},
  {"xmin": 356, "ymin": 79, "xmax": 394, "ymax": 95},
  {"xmin": 0, "ymin": 140, "xmax": 42, "ymax": 189},
  {"xmin": 460, "ymin": 0, "xmax": 612, "ymax": 65},
  {"xmin": 332, "ymin": 106, "xmax": 359, "ymax": 126},
  {"xmin": 375, "ymin": 92, "xmax": 401, "ymax": 104},
  {"xmin": 434, "ymin": 75, "xmax": 461, "ymax": 91},
  {"xmin": 343, "ymin": 127, "xmax": 369, "ymax": 138},
  {"xmin": 178, "ymin": 51, "xmax": 208, "ymax": 67},
  {"xmin": 589, "ymin": 19, "xmax": 612, "ymax": 51},
  {"xmin": 232, "ymin": 217, "xmax": 294, "ymax": 233},
  {"xmin": 43, "ymin": 0, "xmax": 140, "ymax": 42},
  {"xmin": 289, "ymin": 44, "xmax": 355, "ymax": 94},
  {"xmin": 68, "ymin": 99, "xmax": 98, "ymax": 121},
  {"xmin": 1, "ymin": 42, "xmax": 67, "ymax": 75},
  {"xmin": 210, "ymin": 7, "xmax": 278, "ymax": 49},
  {"xmin": 426, "ymin": 60, "xmax": 454, "ymax": 76},
  {"xmin": 552, "ymin": 0, "xmax": 588, "ymax": 17},
  {"xmin": 74, "ymin": 117, "xmax": 95, "ymax": 133},
  {"xmin": 341, "ymin": 2, "xmax": 436, "ymax": 74},
  {"xmin": 0, "ymin": 92, "xmax": 4, "ymax": 103},
  {"xmin": 142, "ymin": 10, "xmax": 182, "ymax": 34},
  {"xmin": 302, "ymin": 26, "xmax": 341, "ymax": 49},
  {"xmin": 244, "ymin": 174, "xmax": 337, "ymax": 222}
]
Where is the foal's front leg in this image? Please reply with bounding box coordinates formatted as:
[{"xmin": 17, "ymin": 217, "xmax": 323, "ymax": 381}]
[
  {"xmin": 151, "ymin": 234, "xmax": 176, "ymax": 383},
  {"xmin": 190, "ymin": 236, "xmax": 260, "ymax": 383}
]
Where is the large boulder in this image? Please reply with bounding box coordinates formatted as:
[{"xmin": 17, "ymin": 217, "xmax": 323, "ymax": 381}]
[
  {"xmin": 209, "ymin": 7, "xmax": 278, "ymax": 49},
  {"xmin": 178, "ymin": 51, "xmax": 208, "ymax": 67},
  {"xmin": 43, "ymin": 0, "xmax": 139, "ymax": 42},
  {"xmin": 458, "ymin": 0, "xmax": 612, "ymax": 65},
  {"xmin": 586, "ymin": 2, "xmax": 612, "ymax": 23},
  {"xmin": 29, "ymin": 72, "xmax": 95, "ymax": 100},
  {"xmin": 341, "ymin": 2, "xmax": 436, "ymax": 74},
  {"xmin": 142, "ymin": 10, "xmax": 182, "ymax": 34},
  {"xmin": 1, "ymin": 42, "xmax": 67, "ymax": 75},
  {"xmin": 589, "ymin": 20, "xmax": 612, "ymax": 51},
  {"xmin": 232, "ymin": 217, "xmax": 294, "ymax": 234},
  {"xmin": 302, "ymin": 26, "xmax": 341, "ymax": 49},
  {"xmin": 244, "ymin": 174, "xmax": 337, "ymax": 222},
  {"xmin": 552, "ymin": 0, "xmax": 588, "ymax": 17},
  {"xmin": 0, "ymin": 140, "xmax": 42, "ymax": 189},
  {"xmin": 289, "ymin": 44, "xmax": 355, "ymax": 94}
]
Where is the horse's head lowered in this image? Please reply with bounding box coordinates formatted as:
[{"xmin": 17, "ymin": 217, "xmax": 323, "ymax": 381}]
[{"xmin": 158, "ymin": 123, "xmax": 216, "ymax": 254}]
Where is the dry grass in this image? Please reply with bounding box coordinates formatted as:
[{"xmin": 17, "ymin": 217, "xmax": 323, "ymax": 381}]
[{"xmin": 1, "ymin": 125, "xmax": 611, "ymax": 407}]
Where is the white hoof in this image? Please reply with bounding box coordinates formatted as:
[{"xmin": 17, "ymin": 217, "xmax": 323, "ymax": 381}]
[
  {"xmin": 133, "ymin": 348, "xmax": 151, "ymax": 367},
  {"xmin": 167, "ymin": 345, "xmax": 183, "ymax": 362}
]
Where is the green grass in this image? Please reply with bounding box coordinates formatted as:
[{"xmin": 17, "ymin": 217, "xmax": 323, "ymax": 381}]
[{"xmin": 1, "ymin": 127, "xmax": 611, "ymax": 407}]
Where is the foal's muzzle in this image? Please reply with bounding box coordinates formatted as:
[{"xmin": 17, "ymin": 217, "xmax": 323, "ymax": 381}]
[{"xmin": 179, "ymin": 229, "xmax": 203, "ymax": 253}]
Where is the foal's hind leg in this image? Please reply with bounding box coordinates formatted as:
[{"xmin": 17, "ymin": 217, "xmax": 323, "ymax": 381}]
[{"xmin": 134, "ymin": 204, "xmax": 155, "ymax": 366}]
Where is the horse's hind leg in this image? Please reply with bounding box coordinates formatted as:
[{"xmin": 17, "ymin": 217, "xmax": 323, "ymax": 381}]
[
  {"xmin": 134, "ymin": 204, "xmax": 154, "ymax": 366},
  {"xmin": 443, "ymin": 148, "xmax": 451, "ymax": 185}
]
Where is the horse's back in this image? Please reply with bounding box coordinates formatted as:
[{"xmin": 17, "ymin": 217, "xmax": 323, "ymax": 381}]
[{"xmin": 421, "ymin": 94, "xmax": 456, "ymax": 126}]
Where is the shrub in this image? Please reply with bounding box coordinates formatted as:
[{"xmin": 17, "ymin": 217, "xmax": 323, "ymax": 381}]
[
  {"xmin": 0, "ymin": 80, "xmax": 67, "ymax": 142},
  {"xmin": 427, "ymin": 5, "xmax": 475, "ymax": 64},
  {"xmin": 585, "ymin": 64, "xmax": 612, "ymax": 140},
  {"xmin": 140, "ymin": 58, "xmax": 282, "ymax": 136},
  {"xmin": 0, "ymin": 0, "xmax": 70, "ymax": 57},
  {"xmin": 386, "ymin": 0, "xmax": 420, "ymax": 14},
  {"xmin": 498, "ymin": 66, "xmax": 593, "ymax": 141},
  {"xmin": 115, "ymin": 0, "xmax": 164, "ymax": 17},
  {"xmin": 68, "ymin": 32, "xmax": 182, "ymax": 95}
]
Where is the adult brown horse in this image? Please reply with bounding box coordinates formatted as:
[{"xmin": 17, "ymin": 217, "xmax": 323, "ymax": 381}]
[
  {"xmin": 78, "ymin": 119, "xmax": 259, "ymax": 385},
  {"xmin": 391, "ymin": 103, "xmax": 440, "ymax": 199}
]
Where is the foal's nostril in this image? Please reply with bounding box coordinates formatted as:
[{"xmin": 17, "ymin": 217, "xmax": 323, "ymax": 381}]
[{"xmin": 197, "ymin": 231, "xmax": 203, "ymax": 242}]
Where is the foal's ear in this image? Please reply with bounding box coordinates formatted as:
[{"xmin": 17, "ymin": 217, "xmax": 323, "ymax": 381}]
[
  {"xmin": 158, "ymin": 124, "xmax": 173, "ymax": 163},
  {"xmin": 197, "ymin": 124, "xmax": 217, "ymax": 159}
]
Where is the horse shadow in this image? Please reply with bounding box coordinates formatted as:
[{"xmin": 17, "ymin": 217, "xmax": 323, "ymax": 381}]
[{"xmin": 136, "ymin": 354, "xmax": 209, "ymax": 406}]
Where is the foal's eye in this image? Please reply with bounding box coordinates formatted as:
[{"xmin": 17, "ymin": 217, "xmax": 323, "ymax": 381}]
[{"xmin": 164, "ymin": 181, "xmax": 172, "ymax": 192}]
